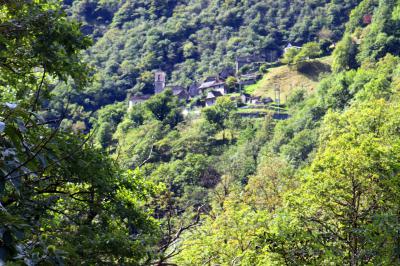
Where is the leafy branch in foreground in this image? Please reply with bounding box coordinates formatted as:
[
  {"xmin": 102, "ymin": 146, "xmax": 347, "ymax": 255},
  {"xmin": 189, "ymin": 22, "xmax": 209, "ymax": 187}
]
[{"xmin": 0, "ymin": 1, "xmax": 159, "ymax": 264}]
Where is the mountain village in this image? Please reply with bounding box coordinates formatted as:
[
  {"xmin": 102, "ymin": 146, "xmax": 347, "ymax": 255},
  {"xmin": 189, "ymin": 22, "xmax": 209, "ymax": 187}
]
[{"xmin": 128, "ymin": 47, "xmax": 298, "ymax": 119}]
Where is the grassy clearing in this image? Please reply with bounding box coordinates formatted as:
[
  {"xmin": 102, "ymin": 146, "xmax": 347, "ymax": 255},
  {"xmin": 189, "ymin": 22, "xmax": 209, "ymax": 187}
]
[
  {"xmin": 251, "ymin": 56, "xmax": 332, "ymax": 103},
  {"xmin": 243, "ymin": 74, "xmax": 269, "ymax": 94}
]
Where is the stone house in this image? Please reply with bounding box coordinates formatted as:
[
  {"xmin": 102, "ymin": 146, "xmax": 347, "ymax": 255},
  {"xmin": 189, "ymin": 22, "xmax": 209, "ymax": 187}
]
[
  {"xmin": 235, "ymin": 55, "xmax": 265, "ymax": 74},
  {"xmin": 240, "ymin": 93, "xmax": 251, "ymax": 104},
  {"xmin": 128, "ymin": 94, "xmax": 151, "ymax": 109},
  {"xmin": 205, "ymin": 91, "xmax": 223, "ymax": 107},
  {"xmin": 219, "ymin": 67, "xmax": 235, "ymax": 80},
  {"xmin": 198, "ymin": 80, "xmax": 227, "ymax": 95},
  {"xmin": 167, "ymin": 85, "xmax": 189, "ymax": 101}
]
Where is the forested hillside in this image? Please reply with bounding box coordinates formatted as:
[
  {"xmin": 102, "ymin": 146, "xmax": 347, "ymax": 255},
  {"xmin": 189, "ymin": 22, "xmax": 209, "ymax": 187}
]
[
  {"xmin": 60, "ymin": 0, "xmax": 359, "ymax": 112},
  {"xmin": 3, "ymin": 0, "xmax": 400, "ymax": 265},
  {"xmin": 172, "ymin": 0, "xmax": 400, "ymax": 264}
]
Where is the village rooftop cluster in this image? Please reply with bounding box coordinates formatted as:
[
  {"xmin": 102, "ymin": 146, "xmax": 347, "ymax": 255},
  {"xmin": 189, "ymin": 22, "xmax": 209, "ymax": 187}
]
[
  {"xmin": 128, "ymin": 44, "xmax": 301, "ymax": 110},
  {"xmin": 129, "ymin": 55, "xmax": 277, "ymax": 109}
]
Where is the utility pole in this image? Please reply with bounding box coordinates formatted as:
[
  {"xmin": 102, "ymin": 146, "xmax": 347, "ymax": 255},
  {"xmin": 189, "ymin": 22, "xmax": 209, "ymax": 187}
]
[{"xmin": 274, "ymin": 83, "xmax": 281, "ymax": 116}]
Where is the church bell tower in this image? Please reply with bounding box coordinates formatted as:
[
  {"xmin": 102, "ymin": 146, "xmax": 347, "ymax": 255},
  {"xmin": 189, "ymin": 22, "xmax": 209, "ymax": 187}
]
[{"xmin": 154, "ymin": 70, "xmax": 166, "ymax": 94}]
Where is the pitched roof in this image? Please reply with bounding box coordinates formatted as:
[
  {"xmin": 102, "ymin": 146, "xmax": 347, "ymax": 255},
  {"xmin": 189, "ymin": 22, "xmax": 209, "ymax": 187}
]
[
  {"xmin": 219, "ymin": 67, "xmax": 235, "ymax": 80},
  {"xmin": 130, "ymin": 94, "xmax": 151, "ymax": 101},
  {"xmin": 129, "ymin": 94, "xmax": 151, "ymax": 103},
  {"xmin": 199, "ymin": 80, "xmax": 225, "ymax": 89},
  {"xmin": 174, "ymin": 89, "xmax": 188, "ymax": 97}
]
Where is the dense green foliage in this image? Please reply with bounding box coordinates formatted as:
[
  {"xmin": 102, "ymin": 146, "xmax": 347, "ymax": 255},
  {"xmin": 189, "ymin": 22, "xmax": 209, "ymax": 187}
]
[
  {"xmin": 171, "ymin": 0, "xmax": 400, "ymax": 264},
  {"xmin": 58, "ymin": 0, "xmax": 360, "ymax": 115},
  {"xmin": 4, "ymin": 0, "xmax": 400, "ymax": 265},
  {"xmin": 0, "ymin": 1, "xmax": 157, "ymax": 264},
  {"xmin": 281, "ymin": 42, "xmax": 323, "ymax": 66}
]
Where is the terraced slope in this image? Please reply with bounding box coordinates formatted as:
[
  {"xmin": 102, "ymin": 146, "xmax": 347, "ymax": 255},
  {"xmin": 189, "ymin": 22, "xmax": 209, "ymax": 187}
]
[{"xmin": 250, "ymin": 57, "xmax": 333, "ymax": 102}]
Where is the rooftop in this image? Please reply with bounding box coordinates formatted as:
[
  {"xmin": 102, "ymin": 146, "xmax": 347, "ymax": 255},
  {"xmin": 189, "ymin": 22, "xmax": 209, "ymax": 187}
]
[
  {"xmin": 130, "ymin": 94, "xmax": 151, "ymax": 101},
  {"xmin": 199, "ymin": 80, "xmax": 225, "ymax": 89}
]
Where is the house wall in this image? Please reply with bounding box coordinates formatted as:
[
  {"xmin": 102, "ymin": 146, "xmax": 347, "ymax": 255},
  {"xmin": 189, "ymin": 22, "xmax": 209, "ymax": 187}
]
[
  {"xmin": 206, "ymin": 98, "xmax": 216, "ymax": 107},
  {"xmin": 213, "ymin": 86, "xmax": 226, "ymax": 95}
]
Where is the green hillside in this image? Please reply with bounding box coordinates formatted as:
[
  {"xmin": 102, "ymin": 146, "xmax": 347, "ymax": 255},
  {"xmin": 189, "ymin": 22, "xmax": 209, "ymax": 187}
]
[
  {"xmin": 248, "ymin": 56, "xmax": 332, "ymax": 101},
  {"xmin": 4, "ymin": 0, "xmax": 400, "ymax": 265},
  {"xmin": 57, "ymin": 0, "xmax": 360, "ymax": 112}
]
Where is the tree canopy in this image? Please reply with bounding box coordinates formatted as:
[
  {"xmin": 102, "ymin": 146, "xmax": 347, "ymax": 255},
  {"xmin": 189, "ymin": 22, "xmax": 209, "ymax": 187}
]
[{"xmin": 4, "ymin": 0, "xmax": 400, "ymax": 265}]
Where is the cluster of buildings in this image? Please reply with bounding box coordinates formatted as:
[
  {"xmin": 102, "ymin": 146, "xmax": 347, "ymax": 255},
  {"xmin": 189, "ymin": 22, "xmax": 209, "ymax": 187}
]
[
  {"xmin": 129, "ymin": 70, "xmax": 269, "ymax": 109},
  {"xmin": 128, "ymin": 53, "xmax": 283, "ymax": 109},
  {"xmin": 129, "ymin": 70, "xmax": 231, "ymax": 108}
]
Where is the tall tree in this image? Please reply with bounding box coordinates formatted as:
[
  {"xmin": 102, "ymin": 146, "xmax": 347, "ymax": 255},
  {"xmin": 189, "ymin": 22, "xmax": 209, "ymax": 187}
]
[{"xmin": 0, "ymin": 1, "xmax": 158, "ymax": 264}]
